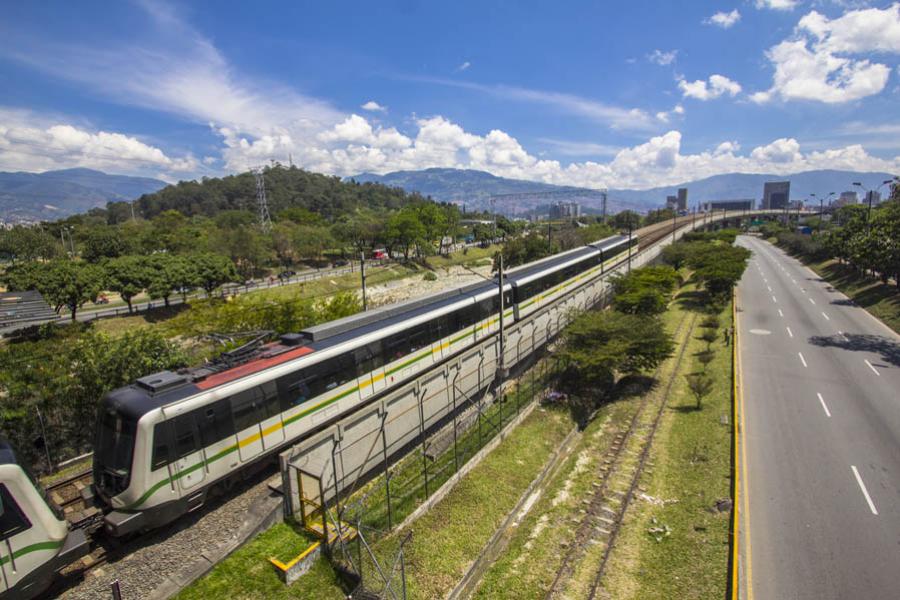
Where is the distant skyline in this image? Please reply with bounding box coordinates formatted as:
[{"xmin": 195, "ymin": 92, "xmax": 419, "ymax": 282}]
[{"xmin": 1, "ymin": 0, "xmax": 899, "ymax": 189}]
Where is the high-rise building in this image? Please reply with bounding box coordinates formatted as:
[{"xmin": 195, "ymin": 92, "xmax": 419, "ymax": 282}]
[
  {"xmin": 677, "ymin": 188, "xmax": 688, "ymax": 211},
  {"xmin": 762, "ymin": 181, "xmax": 790, "ymax": 209},
  {"xmin": 665, "ymin": 195, "xmax": 678, "ymax": 210},
  {"xmin": 549, "ymin": 201, "xmax": 581, "ymax": 219}
]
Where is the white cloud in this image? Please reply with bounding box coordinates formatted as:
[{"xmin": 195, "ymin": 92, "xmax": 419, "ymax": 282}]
[
  {"xmin": 705, "ymin": 9, "xmax": 741, "ymax": 29},
  {"xmin": 656, "ymin": 104, "xmax": 686, "ymax": 122},
  {"xmin": 678, "ymin": 74, "xmax": 742, "ymax": 100},
  {"xmin": 750, "ymin": 137, "xmax": 802, "ymax": 163},
  {"xmin": 673, "ymin": 104, "xmax": 685, "ymax": 115},
  {"xmin": 755, "ymin": 0, "xmax": 799, "ymax": 10},
  {"xmin": 360, "ymin": 101, "xmax": 387, "ymax": 112},
  {"xmin": 0, "ymin": 107, "xmax": 197, "ymax": 175},
  {"xmin": 648, "ymin": 49, "xmax": 678, "ymax": 65},
  {"xmin": 714, "ymin": 141, "xmax": 741, "ymax": 155},
  {"xmin": 420, "ymin": 77, "xmax": 658, "ymax": 131},
  {"xmin": 538, "ymin": 139, "xmax": 621, "ymax": 157},
  {"xmin": 456, "ymin": 61, "xmax": 471, "ymax": 72},
  {"xmin": 752, "ymin": 4, "xmax": 900, "ymax": 104}
]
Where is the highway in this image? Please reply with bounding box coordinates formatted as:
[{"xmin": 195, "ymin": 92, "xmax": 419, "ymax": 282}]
[{"xmin": 736, "ymin": 235, "xmax": 900, "ymax": 599}]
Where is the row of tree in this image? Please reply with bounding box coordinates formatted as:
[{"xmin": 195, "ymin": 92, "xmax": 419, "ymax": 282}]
[{"xmin": 3, "ymin": 253, "xmax": 237, "ymax": 319}]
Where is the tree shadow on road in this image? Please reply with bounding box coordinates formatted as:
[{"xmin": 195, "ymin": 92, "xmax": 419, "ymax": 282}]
[{"xmin": 808, "ymin": 333, "xmax": 900, "ymax": 368}]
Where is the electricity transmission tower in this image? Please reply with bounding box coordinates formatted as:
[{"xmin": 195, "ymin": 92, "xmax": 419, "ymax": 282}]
[{"xmin": 252, "ymin": 166, "xmax": 273, "ymax": 232}]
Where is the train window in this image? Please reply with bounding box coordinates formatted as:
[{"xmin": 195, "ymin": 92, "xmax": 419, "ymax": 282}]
[
  {"xmin": 198, "ymin": 399, "xmax": 235, "ymax": 447},
  {"xmin": 231, "ymin": 389, "xmax": 261, "ymax": 433},
  {"xmin": 406, "ymin": 323, "xmax": 431, "ymax": 353},
  {"xmin": 304, "ymin": 353, "xmax": 355, "ymax": 399},
  {"xmin": 173, "ymin": 413, "xmax": 199, "ymax": 459},
  {"xmin": 0, "ymin": 484, "xmax": 31, "ymax": 540},
  {"xmin": 277, "ymin": 371, "xmax": 311, "ymax": 411},
  {"xmin": 384, "ymin": 331, "xmax": 410, "ymax": 361},
  {"xmin": 261, "ymin": 381, "xmax": 281, "ymax": 419},
  {"xmin": 151, "ymin": 422, "xmax": 174, "ymax": 470},
  {"xmin": 354, "ymin": 342, "xmax": 382, "ymax": 377},
  {"xmin": 477, "ymin": 297, "xmax": 494, "ymax": 321}
]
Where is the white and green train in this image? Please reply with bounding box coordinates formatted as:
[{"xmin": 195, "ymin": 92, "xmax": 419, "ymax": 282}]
[
  {"xmin": 93, "ymin": 233, "xmax": 637, "ymax": 537},
  {"xmin": 0, "ymin": 439, "xmax": 88, "ymax": 599}
]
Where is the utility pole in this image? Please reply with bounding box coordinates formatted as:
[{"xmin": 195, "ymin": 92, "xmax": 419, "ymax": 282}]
[
  {"xmin": 671, "ymin": 208, "xmax": 677, "ymax": 242},
  {"xmin": 627, "ymin": 221, "xmax": 633, "ymax": 272},
  {"xmin": 497, "ymin": 253, "xmax": 507, "ymax": 378},
  {"xmin": 601, "ymin": 190, "xmax": 608, "ymax": 223},
  {"xmin": 360, "ymin": 251, "xmax": 368, "ymax": 311}
]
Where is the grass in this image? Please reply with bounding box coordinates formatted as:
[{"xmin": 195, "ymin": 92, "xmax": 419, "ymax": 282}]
[
  {"xmin": 389, "ymin": 403, "xmax": 572, "ymax": 599},
  {"xmin": 602, "ymin": 290, "xmax": 733, "ymax": 600},
  {"xmin": 174, "ymin": 520, "xmax": 346, "ymax": 600},
  {"xmin": 472, "ymin": 291, "xmax": 695, "ymax": 599}
]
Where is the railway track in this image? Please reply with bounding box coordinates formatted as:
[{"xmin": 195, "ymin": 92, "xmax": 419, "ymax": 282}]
[
  {"xmin": 46, "ymin": 468, "xmax": 102, "ymax": 530},
  {"xmin": 543, "ymin": 311, "xmax": 698, "ymax": 599}
]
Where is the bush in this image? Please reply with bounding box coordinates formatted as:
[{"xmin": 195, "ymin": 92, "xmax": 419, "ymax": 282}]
[{"xmin": 423, "ymin": 271, "xmax": 438, "ymax": 281}]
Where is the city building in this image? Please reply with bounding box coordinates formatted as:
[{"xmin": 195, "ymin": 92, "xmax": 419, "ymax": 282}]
[
  {"xmin": 676, "ymin": 188, "xmax": 688, "ymax": 212},
  {"xmin": 665, "ymin": 195, "xmax": 678, "ymax": 210},
  {"xmin": 864, "ymin": 190, "xmax": 881, "ymax": 206},
  {"xmin": 837, "ymin": 191, "xmax": 858, "ymax": 206},
  {"xmin": 549, "ymin": 201, "xmax": 581, "ymax": 219},
  {"xmin": 701, "ymin": 199, "xmax": 755, "ymax": 211},
  {"xmin": 762, "ymin": 181, "xmax": 790, "ymax": 209}
]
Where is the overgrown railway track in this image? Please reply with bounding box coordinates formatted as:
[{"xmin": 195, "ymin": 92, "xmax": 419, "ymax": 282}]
[{"xmin": 543, "ymin": 310, "xmax": 698, "ymax": 599}]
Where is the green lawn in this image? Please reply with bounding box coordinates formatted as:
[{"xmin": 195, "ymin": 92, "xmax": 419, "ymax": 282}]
[{"xmin": 174, "ymin": 521, "xmax": 346, "ymax": 600}]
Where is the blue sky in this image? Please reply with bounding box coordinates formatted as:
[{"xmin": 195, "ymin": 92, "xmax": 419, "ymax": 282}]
[{"xmin": 1, "ymin": 0, "xmax": 899, "ymax": 189}]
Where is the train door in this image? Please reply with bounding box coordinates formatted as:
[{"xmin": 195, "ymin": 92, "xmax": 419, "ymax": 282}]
[
  {"xmin": 0, "ymin": 482, "xmax": 31, "ymax": 593},
  {"xmin": 171, "ymin": 412, "xmax": 206, "ymax": 491},
  {"xmin": 259, "ymin": 382, "xmax": 285, "ymax": 451},
  {"xmin": 231, "ymin": 388, "xmax": 264, "ymax": 462}
]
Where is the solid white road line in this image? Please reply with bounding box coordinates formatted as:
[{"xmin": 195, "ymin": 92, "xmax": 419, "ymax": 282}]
[
  {"xmin": 817, "ymin": 393, "xmax": 831, "ymax": 417},
  {"xmin": 787, "ymin": 327, "xmax": 794, "ymax": 338},
  {"xmin": 864, "ymin": 359, "xmax": 880, "ymax": 376},
  {"xmin": 778, "ymin": 309, "xmax": 784, "ymax": 318},
  {"xmin": 851, "ymin": 466, "xmax": 879, "ymax": 515},
  {"xmin": 821, "ymin": 312, "xmax": 830, "ymax": 321},
  {"xmin": 798, "ymin": 352, "xmax": 808, "ymax": 368}
]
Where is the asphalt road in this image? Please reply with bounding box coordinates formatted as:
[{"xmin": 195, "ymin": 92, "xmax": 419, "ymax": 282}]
[{"xmin": 736, "ymin": 235, "xmax": 900, "ymax": 599}]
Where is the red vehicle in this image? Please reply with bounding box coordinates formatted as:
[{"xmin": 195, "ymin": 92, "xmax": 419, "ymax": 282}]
[{"xmin": 372, "ymin": 248, "xmax": 387, "ymax": 259}]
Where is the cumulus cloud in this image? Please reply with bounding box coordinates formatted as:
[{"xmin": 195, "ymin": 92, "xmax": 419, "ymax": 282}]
[
  {"xmin": 755, "ymin": 0, "xmax": 799, "ymax": 10},
  {"xmin": 679, "ymin": 74, "xmax": 742, "ymax": 100},
  {"xmin": 456, "ymin": 61, "xmax": 471, "ymax": 72},
  {"xmin": 360, "ymin": 101, "xmax": 387, "ymax": 112},
  {"xmin": 705, "ymin": 9, "xmax": 741, "ymax": 29},
  {"xmin": 752, "ymin": 4, "xmax": 900, "ymax": 104},
  {"xmin": 0, "ymin": 107, "xmax": 197, "ymax": 175},
  {"xmin": 648, "ymin": 49, "xmax": 678, "ymax": 66}
]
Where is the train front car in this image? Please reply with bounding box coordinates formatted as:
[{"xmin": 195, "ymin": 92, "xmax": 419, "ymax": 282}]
[
  {"xmin": 92, "ymin": 373, "xmax": 195, "ymax": 538},
  {"xmin": 0, "ymin": 438, "xmax": 88, "ymax": 600}
]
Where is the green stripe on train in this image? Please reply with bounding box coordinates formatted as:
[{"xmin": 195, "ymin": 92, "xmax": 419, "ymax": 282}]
[{"xmin": 0, "ymin": 539, "xmax": 65, "ymax": 566}]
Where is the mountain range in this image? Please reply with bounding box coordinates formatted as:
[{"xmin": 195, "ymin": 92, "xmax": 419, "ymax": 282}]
[
  {"xmin": 0, "ymin": 168, "xmax": 167, "ymax": 222},
  {"xmin": 351, "ymin": 168, "xmax": 896, "ymax": 214}
]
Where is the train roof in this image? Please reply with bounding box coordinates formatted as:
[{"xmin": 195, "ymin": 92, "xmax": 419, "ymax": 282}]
[
  {"xmin": 0, "ymin": 437, "xmax": 17, "ymax": 466},
  {"xmin": 588, "ymin": 234, "xmax": 632, "ymax": 250},
  {"xmin": 505, "ymin": 246, "xmax": 599, "ymax": 285}
]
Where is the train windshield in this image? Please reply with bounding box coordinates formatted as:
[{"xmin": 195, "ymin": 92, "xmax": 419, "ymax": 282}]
[{"xmin": 94, "ymin": 409, "xmax": 136, "ymax": 496}]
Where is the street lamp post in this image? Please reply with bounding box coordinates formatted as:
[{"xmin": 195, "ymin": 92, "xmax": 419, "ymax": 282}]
[{"xmin": 854, "ymin": 180, "xmax": 894, "ymax": 229}]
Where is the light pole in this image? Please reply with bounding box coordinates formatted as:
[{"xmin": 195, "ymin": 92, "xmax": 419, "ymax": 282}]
[{"xmin": 853, "ymin": 180, "xmax": 894, "ymax": 229}]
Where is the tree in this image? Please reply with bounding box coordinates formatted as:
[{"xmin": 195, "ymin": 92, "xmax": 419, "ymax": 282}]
[
  {"xmin": 81, "ymin": 226, "xmax": 129, "ymax": 262},
  {"xmin": 558, "ymin": 310, "xmax": 674, "ymax": 396},
  {"xmin": 685, "ymin": 373, "xmax": 713, "ymax": 408},
  {"xmin": 25, "ymin": 261, "xmax": 106, "ymax": 320},
  {"xmin": 495, "ymin": 232, "xmax": 557, "ymax": 271},
  {"xmin": 688, "ymin": 244, "xmax": 751, "ymax": 301},
  {"xmin": 106, "ymin": 255, "xmax": 151, "ymax": 313},
  {"xmin": 146, "ymin": 254, "xmax": 194, "ymax": 306},
  {"xmin": 384, "ymin": 209, "xmax": 426, "ymax": 259},
  {"xmin": 192, "ymin": 253, "xmax": 239, "ymax": 295},
  {"xmin": 611, "ymin": 210, "xmax": 641, "ymax": 231},
  {"xmin": 611, "ymin": 265, "xmax": 678, "ymax": 316}
]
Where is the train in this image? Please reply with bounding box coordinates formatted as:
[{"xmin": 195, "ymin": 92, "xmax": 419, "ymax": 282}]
[
  {"xmin": 92, "ymin": 233, "xmax": 637, "ymax": 537},
  {"xmin": 0, "ymin": 438, "xmax": 89, "ymax": 599}
]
